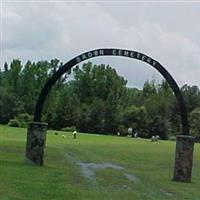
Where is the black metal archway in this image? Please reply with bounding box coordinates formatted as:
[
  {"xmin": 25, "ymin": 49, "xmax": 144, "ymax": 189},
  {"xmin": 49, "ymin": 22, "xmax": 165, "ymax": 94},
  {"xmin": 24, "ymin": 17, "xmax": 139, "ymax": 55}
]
[{"xmin": 33, "ymin": 48, "xmax": 189, "ymax": 135}]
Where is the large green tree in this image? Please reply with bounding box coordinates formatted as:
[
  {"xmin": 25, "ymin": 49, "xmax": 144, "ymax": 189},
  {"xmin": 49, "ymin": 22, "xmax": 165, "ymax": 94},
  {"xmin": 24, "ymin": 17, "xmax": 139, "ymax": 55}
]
[
  {"xmin": 1, "ymin": 59, "xmax": 200, "ymax": 139},
  {"xmin": 68, "ymin": 62, "xmax": 128, "ymax": 134}
]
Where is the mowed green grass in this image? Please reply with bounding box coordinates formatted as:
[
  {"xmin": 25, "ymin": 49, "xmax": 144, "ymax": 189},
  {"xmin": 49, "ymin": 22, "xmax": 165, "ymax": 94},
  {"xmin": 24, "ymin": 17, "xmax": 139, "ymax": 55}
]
[{"xmin": 0, "ymin": 125, "xmax": 200, "ymax": 200}]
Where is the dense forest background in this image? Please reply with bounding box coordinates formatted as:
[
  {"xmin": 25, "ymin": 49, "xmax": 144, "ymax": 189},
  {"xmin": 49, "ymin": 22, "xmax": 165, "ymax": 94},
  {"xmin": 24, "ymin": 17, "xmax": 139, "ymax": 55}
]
[{"xmin": 0, "ymin": 59, "xmax": 200, "ymax": 140}]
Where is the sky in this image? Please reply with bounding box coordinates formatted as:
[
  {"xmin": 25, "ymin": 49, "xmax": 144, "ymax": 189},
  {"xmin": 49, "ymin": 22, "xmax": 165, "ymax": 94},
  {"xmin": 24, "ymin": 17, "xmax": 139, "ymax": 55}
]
[{"xmin": 1, "ymin": 0, "xmax": 200, "ymax": 88}]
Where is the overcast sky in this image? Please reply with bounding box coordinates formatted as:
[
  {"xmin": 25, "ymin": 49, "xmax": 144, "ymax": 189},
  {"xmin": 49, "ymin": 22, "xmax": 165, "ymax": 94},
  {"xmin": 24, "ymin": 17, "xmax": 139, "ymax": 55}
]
[{"xmin": 1, "ymin": 0, "xmax": 200, "ymax": 88}]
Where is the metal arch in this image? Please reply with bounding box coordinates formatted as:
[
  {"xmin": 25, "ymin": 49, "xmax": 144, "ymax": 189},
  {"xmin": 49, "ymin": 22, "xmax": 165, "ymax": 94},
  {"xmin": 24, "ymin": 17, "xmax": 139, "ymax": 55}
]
[{"xmin": 33, "ymin": 48, "xmax": 189, "ymax": 135}]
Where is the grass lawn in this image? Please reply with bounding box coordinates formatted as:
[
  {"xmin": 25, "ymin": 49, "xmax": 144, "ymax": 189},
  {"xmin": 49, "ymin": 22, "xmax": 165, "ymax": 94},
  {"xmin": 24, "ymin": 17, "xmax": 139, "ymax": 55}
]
[{"xmin": 0, "ymin": 125, "xmax": 200, "ymax": 200}]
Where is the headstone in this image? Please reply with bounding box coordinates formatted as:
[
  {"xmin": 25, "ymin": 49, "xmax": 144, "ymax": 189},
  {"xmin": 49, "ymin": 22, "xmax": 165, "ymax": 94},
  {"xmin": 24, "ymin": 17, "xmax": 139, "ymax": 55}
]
[
  {"xmin": 128, "ymin": 127, "xmax": 133, "ymax": 135},
  {"xmin": 151, "ymin": 135, "xmax": 155, "ymax": 142},
  {"xmin": 25, "ymin": 122, "xmax": 48, "ymax": 166},
  {"xmin": 134, "ymin": 132, "xmax": 138, "ymax": 138},
  {"xmin": 156, "ymin": 135, "xmax": 160, "ymax": 141},
  {"xmin": 73, "ymin": 131, "xmax": 77, "ymax": 139},
  {"xmin": 173, "ymin": 135, "xmax": 195, "ymax": 182}
]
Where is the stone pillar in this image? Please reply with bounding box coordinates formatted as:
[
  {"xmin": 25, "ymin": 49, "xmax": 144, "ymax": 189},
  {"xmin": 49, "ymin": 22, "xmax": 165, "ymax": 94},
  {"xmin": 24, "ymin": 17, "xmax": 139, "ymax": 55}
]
[
  {"xmin": 173, "ymin": 135, "xmax": 195, "ymax": 182},
  {"xmin": 25, "ymin": 122, "xmax": 48, "ymax": 166}
]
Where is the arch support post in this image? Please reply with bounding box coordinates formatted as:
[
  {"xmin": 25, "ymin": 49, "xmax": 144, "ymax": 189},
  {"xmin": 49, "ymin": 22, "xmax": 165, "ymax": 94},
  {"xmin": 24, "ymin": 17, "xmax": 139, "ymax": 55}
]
[
  {"xmin": 173, "ymin": 135, "xmax": 195, "ymax": 182},
  {"xmin": 25, "ymin": 122, "xmax": 48, "ymax": 166}
]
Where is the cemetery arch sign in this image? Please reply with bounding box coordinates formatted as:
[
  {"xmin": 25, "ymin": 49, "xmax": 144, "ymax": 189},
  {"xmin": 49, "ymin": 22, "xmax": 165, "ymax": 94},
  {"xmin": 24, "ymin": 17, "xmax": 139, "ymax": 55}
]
[{"xmin": 34, "ymin": 48, "xmax": 189, "ymax": 135}]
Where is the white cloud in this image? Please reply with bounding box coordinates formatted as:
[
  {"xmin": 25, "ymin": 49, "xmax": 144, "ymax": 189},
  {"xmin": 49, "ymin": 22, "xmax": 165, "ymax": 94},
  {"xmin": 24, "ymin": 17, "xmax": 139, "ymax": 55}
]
[{"xmin": 1, "ymin": 1, "xmax": 200, "ymax": 87}]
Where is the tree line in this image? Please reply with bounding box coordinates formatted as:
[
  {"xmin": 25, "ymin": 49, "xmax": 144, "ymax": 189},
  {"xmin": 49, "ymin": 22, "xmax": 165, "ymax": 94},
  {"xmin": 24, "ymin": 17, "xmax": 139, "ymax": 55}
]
[{"xmin": 0, "ymin": 59, "xmax": 200, "ymax": 140}]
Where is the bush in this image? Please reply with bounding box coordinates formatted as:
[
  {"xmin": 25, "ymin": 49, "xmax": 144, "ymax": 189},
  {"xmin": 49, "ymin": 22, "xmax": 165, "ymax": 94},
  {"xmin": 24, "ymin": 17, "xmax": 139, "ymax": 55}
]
[
  {"xmin": 118, "ymin": 125, "xmax": 128, "ymax": 136},
  {"xmin": 17, "ymin": 113, "xmax": 32, "ymax": 123},
  {"xmin": 193, "ymin": 135, "xmax": 200, "ymax": 143},
  {"xmin": 20, "ymin": 121, "xmax": 28, "ymax": 128},
  {"xmin": 8, "ymin": 119, "xmax": 21, "ymax": 127},
  {"xmin": 7, "ymin": 113, "xmax": 32, "ymax": 128},
  {"xmin": 169, "ymin": 136, "xmax": 176, "ymax": 141},
  {"xmin": 191, "ymin": 133, "xmax": 200, "ymax": 143},
  {"xmin": 61, "ymin": 126, "xmax": 77, "ymax": 132}
]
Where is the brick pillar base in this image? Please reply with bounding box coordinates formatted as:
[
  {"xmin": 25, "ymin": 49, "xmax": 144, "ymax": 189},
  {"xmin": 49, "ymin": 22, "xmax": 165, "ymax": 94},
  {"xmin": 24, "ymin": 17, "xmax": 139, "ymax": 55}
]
[
  {"xmin": 25, "ymin": 122, "xmax": 48, "ymax": 166},
  {"xmin": 173, "ymin": 135, "xmax": 195, "ymax": 182}
]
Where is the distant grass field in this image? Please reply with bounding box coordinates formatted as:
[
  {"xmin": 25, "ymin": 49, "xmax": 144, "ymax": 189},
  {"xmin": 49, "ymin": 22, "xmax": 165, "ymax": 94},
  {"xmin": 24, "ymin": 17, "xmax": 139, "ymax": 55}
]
[{"xmin": 0, "ymin": 125, "xmax": 200, "ymax": 200}]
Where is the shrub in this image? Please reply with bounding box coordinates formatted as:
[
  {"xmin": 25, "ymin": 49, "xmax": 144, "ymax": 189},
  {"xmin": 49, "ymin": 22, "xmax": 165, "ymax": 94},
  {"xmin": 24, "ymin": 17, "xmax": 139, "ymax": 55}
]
[
  {"xmin": 61, "ymin": 126, "xmax": 77, "ymax": 132},
  {"xmin": 169, "ymin": 136, "xmax": 176, "ymax": 141},
  {"xmin": 8, "ymin": 119, "xmax": 21, "ymax": 127},
  {"xmin": 194, "ymin": 135, "xmax": 200, "ymax": 143},
  {"xmin": 118, "ymin": 125, "xmax": 128, "ymax": 136},
  {"xmin": 17, "ymin": 113, "xmax": 32, "ymax": 123},
  {"xmin": 7, "ymin": 113, "xmax": 32, "ymax": 128},
  {"xmin": 20, "ymin": 121, "xmax": 28, "ymax": 128}
]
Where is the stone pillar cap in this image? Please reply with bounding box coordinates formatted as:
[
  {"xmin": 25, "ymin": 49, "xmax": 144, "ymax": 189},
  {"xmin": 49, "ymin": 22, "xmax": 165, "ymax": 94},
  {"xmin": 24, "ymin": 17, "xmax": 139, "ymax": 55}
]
[
  {"xmin": 176, "ymin": 135, "xmax": 194, "ymax": 139},
  {"xmin": 28, "ymin": 122, "xmax": 48, "ymax": 126}
]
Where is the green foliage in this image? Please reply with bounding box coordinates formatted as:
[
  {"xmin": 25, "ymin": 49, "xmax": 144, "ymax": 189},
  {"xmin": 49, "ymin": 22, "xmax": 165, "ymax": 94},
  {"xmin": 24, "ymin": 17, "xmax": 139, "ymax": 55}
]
[
  {"xmin": 190, "ymin": 107, "xmax": 200, "ymax": 142},
  {"xmin": 181, "ymin": 85, "xmax": 200, "ymax": 113},
  {"xmin": 7, "ymin": 119, "xmax": 21, "ymax": 127},
  {"xmin": 168, "ymin": 136, "xmax": 176, "ymax": 141},
  {"xmin": 16, "ymin": 113, "xmax": 32, "ymax": 128},
  {"xmin": 67, "ymin": 62, "xmax": 128, "ymax": 134},
  {"xmin": 17, "ymin": 113, "xmax": 32, "ymax": 123},
  {"xmin": 117, "ymin": 124, "xmax": 128, "ymax": 136},
  {"xmin": 7, "ymin": 113, "xmax": 32, "ymax": 128},
  {"xmin": 122, "ymin": 105, "xmax": 147, "ymax": 137},
  {"xmin": 144, "ymin": 80, "xmax": 174, "ymax": 139},
  {"xmin": 1, "ymin": 59, "xmax": 200, "ymax": 139}
]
